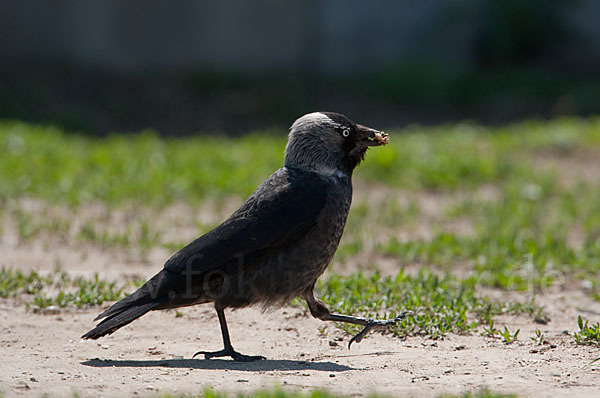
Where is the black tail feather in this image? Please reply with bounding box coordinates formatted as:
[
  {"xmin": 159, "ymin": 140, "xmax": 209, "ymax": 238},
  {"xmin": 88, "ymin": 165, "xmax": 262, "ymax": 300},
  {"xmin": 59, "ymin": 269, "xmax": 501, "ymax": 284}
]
[
  {"xmin": 82, "ymin": 301, "xmax": 159, "ymax": 339},
  {"xmin": 93, "ymin": 295, "xmax": 144, "ymax": 322}
]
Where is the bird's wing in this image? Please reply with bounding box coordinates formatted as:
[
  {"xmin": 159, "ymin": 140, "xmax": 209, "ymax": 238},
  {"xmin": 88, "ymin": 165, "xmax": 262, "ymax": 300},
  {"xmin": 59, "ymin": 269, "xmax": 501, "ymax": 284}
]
[
  {"xmin": 92, "ymin": 168, "xmax": 327, "ymax": 322},
  {"xmin": 163, "ymin": 167, "xmax": 327, "ymax": 275}
]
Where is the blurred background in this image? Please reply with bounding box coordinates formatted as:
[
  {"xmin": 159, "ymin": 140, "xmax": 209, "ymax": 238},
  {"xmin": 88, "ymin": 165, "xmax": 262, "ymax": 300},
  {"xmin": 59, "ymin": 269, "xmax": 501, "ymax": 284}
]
[
  {"xmin": 2, "ymin": 3, "xmax": 600, "ymax": 394},
  {"xmin": 1, "ymin": 0, "xmax": 599, "ymax": 135}
]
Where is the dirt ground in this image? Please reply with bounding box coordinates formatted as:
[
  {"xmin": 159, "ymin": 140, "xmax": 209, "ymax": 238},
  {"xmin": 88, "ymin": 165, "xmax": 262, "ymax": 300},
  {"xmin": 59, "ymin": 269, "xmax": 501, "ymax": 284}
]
[
  {"xmin": 1, "ymin": 242, "xmax": 600, "ymax": 398},
  {"xmin": 1, "ymin": 192, "xmax": 600, "ymax": 398}
]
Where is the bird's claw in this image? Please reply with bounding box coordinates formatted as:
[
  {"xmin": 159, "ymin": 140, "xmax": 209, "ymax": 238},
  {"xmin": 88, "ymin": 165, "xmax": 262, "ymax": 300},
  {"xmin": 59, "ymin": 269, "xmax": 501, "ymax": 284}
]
[
  {"xmin": 192, "ymin": 348, "xmax": 266, "ymax": 362},
  {"xmin": 348, "ymin": 323, "xmax": 374, "ymax": 348},
  {"xmin": 347, "ymin": 311, "xmax": 413, "ymax": 349}
]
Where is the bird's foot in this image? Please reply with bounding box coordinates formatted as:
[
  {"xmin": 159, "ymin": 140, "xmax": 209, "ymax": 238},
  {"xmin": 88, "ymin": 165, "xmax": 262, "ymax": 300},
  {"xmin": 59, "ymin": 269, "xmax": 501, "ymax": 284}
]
[
  {"xmin": 192, "ymin": 348, "xmax": 266, "ymax": 362},
  {"xmin": 348, "ymin": 310, "xmax": 413, "ymax": 349}
]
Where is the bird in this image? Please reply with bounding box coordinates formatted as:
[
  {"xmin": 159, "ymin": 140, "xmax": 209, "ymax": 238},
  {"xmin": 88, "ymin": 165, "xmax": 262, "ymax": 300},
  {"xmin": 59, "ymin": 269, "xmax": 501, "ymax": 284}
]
[{"xmin": 82, "ymin": 111, "xmax": 408, "ymax": 361}]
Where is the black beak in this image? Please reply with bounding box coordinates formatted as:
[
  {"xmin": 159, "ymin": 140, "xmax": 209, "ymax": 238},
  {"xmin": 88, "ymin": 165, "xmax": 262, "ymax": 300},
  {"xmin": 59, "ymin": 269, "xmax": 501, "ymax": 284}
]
[{"xmin": 356, "ymin": 124, "xmax": 389, "ymax": 146}]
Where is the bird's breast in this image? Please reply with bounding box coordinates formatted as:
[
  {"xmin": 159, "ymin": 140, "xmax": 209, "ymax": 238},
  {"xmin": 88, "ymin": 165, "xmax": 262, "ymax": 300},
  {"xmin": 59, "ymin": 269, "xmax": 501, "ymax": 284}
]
[
  {"xmin": 227, "ymin": 178, "xmax": 352, "ymax": 309},
  {"xmin": 313, "ymin": 180, "xmax": 352, "ymax": 267},
  {"xmin": 272, "ymin": 179, "xmax": 352, "ymax": 291}
]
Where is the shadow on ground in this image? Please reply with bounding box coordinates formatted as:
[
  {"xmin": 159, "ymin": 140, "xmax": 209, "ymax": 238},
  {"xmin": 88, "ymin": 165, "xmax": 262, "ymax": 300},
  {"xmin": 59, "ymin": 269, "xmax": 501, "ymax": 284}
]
[{"xmin": 82, "ymin": 358, "xmax": 354, "ymax": 372}]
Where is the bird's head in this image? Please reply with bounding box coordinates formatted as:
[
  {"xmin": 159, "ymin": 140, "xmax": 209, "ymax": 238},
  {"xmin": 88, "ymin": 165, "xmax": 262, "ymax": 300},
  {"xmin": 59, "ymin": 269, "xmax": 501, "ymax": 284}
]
[{"xmin": 284, "ymin": 112, "xmax": 388, "ymax": 176}]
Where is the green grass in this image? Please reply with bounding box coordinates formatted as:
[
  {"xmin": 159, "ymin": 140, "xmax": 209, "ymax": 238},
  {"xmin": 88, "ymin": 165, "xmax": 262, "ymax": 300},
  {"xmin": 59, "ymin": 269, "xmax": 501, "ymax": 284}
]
[
  {"xmin": 3, "ymin": 206, "xmax": 72, "ymax": 244},
  {"xmin": 377, "ymin": 178, "xmax": 600, "ymax": 292},
  {"xmin": 1, "ymin": 117, "xmax": 599, "ymax": 332},
  {"xmin": 479, "ymin": 321, "xmax": 520, "ymax": 344},
  {"xmin": 77, "ymin": 221, "xmax": 131, "ymax": 249},
  {"xmin": 2, "ymin": 117, "xmax": 600, "ymax": 206},
  {"xmin": 0, "ymin": 267, "xmax": 50, "ymax": 298},
  {"xmin": 0, "ymin": 267, "xmax": 141, "ymax": 310},
  {"xmin": 1, "ymin": 267, "xmax": 539, "ymax": 340},
  {"xmin": 0, "ymin": 389, "xmax": 522, "ymax": 398},
  {"xmin": 0, "ymin": 122, "xmax": 284, "ymax": 206},
  {"xmin": 315, "ymin": 270, "xmax": 541, "ymax": 340},
  {"xmin": 574, "ymin": 315, "xmax": 600, "ymax": 346},
  {"xmin": 362, "ymin": 118, "xmax": 600, "ymax": 189},
  {"xmin": 158, "ymin": 387, "xmax": 516, "ymax": 398}
]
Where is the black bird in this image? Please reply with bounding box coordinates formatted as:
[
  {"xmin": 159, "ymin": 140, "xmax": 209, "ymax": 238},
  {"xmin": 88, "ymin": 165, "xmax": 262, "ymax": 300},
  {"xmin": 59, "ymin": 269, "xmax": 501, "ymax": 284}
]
[{"xmin": 82, "ymin": 112, "xmax": 408, "ymax": 361}]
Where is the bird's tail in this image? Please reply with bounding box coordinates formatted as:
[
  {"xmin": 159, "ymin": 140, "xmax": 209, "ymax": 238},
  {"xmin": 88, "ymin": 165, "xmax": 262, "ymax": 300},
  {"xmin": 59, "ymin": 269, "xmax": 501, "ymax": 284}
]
[
  {"xmin": 81, "ymin": 301, "xmax": 160, "ymax": 339},
  {"xmin": 82, "ymin": 270, "xmax": 174, "ymax": 339}
]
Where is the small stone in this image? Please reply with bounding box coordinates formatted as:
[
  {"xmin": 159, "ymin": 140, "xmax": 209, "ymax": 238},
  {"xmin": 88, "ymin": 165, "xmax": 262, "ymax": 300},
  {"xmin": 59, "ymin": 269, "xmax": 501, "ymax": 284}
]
[
  {"xmin": 101, "ymin": 345, "xmax": 110, "ymax": 349},
  {"xmin": 329, "ymin": 373, "xmax": 335, "ymax": 378},
  {"xmin": 329, "ymin": 341, "xmax": 338, "ymax": 347},
  {"xmin": 29, "ymin": 377, "xmax": 38, "ymax": 382},
  {"xmin": 146, "ymin": 385, "xmax": 154, "ymax": 390},
  {"xmin": 40, "ymin": 306, "xmax": 60, "ymax": 315},
  {"xmin": 455, "ymin": 345, "xmax": 467, "ymax": 351}
]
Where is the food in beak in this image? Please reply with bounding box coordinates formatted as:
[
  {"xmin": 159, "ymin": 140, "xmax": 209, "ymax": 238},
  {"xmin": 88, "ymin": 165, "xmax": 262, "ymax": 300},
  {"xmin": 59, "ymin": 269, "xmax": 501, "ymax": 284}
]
[{"xmin": 371, "ymin": 131, "xmax": 389, "ymax": 145}]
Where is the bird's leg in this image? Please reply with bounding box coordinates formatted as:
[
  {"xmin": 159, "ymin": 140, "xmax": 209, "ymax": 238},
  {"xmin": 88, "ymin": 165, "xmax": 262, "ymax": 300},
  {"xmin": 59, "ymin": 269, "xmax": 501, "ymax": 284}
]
[
  {"xmin": 306, "ymin": 293, "xmax": 411, "ymax": 349},
  {"xmin": 192, "ymin": 309, "xmax": 265, "ymax": 362}
]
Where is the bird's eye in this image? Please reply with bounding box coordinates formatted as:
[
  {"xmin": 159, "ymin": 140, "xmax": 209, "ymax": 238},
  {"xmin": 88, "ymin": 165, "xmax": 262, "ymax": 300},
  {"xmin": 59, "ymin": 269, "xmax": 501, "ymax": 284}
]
[{"xmin": 342, "ymin": 128, "xmax": 350, "ymax": 138}]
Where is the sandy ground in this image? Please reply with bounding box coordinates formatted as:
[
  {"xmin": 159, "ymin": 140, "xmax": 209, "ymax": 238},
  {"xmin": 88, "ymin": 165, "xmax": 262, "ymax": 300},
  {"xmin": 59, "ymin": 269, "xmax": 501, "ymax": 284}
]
[
  {"xmin": 1, "ymin": 290, "xmax": 600, "ymax": 398},
  {"xmin": 1, "ymin": 195, "xmax": 600, "ymax": 397}
]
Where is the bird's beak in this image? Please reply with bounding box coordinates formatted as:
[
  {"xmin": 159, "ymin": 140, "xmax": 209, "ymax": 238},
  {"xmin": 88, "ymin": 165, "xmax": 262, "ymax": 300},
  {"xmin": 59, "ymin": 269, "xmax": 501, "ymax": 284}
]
[{"xmin": 356, "ymin": 124, "xmax": 389, "ymax": 146}]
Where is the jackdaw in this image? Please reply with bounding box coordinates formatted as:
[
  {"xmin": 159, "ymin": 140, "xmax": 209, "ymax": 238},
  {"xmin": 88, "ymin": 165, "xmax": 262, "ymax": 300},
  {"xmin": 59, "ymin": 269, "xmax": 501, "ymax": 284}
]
[{"xmin": 82, "ymin": 111, "xmax": 408, "ymax": 361}]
